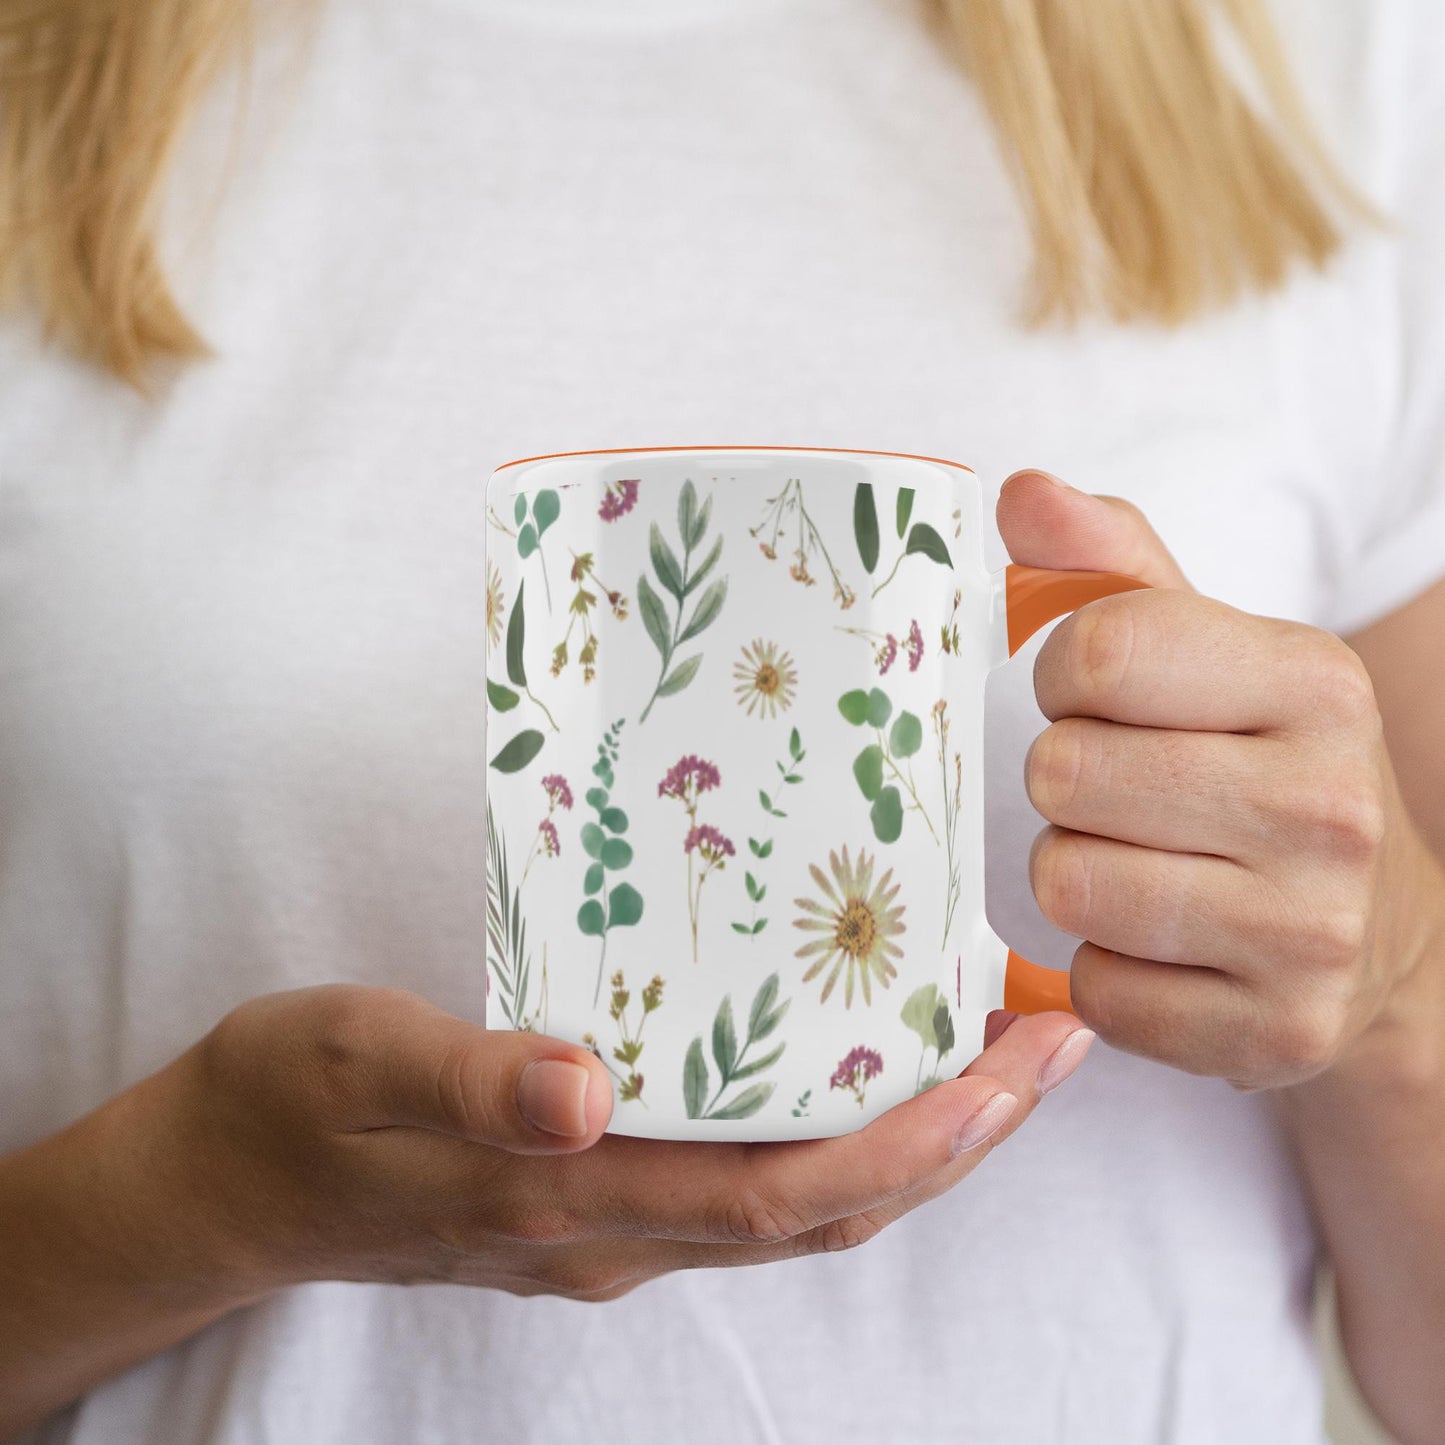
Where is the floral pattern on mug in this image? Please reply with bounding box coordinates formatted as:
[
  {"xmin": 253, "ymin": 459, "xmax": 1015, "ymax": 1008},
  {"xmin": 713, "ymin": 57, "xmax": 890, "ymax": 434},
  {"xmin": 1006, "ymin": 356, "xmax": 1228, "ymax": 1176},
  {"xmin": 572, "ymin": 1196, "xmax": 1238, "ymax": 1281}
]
[
  {"xmin": 659, "ymin": 754, "xmax": 732, "ymax": 963},
  {"xmin": 829, "ymin": 1045, "xmax": 884, "ymax": 1107},
  {"xmin": 732, "ymin": 638, "xmax": 798, "ymax": 718},
  {"xmin": 793, "ymin": 845, "xmax": 905, "ymax": 1007}
]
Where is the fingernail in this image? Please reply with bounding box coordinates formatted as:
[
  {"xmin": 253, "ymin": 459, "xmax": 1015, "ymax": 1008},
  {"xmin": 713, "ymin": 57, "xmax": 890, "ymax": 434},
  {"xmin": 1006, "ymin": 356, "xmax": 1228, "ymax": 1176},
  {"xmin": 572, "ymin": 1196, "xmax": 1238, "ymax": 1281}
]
[
  {"xmin": 1037, "ymin": 1028, "xmax": 1096, "ymax": 1096},
  {"xmin": 983, "ymin": 1010, "xmax": 1020, "ymax": 1049},
  {"xmin": 517, "ymin": 1059, "xmax": 591, "ymax": 1138},
  {"xmin": 951, "ymin": 1090, "xmax": 1019, "ymax": 1157}
]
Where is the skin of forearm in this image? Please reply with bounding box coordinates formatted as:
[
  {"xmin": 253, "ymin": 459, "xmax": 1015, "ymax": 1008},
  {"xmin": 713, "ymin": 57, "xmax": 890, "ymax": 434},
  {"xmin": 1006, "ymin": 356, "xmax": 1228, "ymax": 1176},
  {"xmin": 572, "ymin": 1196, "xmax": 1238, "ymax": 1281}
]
[
  {"xmin": 1274, "ymin": 834, "xmax": 1445, "ymax": 1445},
  {"xmin": 0, "ymin": 1060, "xmax": 268, "ymax": 1440}
]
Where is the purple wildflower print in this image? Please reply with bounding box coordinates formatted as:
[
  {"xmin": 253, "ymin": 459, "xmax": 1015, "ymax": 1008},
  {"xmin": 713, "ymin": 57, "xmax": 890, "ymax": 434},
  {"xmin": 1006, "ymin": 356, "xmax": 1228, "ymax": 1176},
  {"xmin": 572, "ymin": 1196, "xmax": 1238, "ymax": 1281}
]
[
  {"xmin": 598, "ymin": 478, "xmax": 640, "ymax": 522},
  {"xmin": 684, "ymin": 824, "xmax": 736, "ymax": 863},
  {"xmin": 523, "ymin": 772, "xmax": 573, "ymax": 884},
  {"xmin": 658, "ymin": 754, "xmax": 721, "ymax": 802},
  {"xmin": 830, "ymin": 1045, "xmax": 884, "ymax": 1106},
  {"xmin": 660, "ymin": 754, "xmax": 730, "ymax": 962},
  {"xmin": 906, "ymin": 619, "xmax": 924, "ymax": 672},
  {"xmin": 542, "ymin": 774, "xmax": 574, "ymax": 811},
  {"xmin": 878, "ymin": 634, "xmax": 898, "ymax": 675}
]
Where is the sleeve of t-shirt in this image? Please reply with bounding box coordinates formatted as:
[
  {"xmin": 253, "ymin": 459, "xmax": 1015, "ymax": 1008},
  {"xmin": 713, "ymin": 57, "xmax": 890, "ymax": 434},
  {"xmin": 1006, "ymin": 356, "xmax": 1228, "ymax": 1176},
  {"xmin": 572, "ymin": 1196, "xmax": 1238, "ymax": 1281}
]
[{"xmin": 1325, "ymin": 10, "xmax": 1445, "ymax": 638}]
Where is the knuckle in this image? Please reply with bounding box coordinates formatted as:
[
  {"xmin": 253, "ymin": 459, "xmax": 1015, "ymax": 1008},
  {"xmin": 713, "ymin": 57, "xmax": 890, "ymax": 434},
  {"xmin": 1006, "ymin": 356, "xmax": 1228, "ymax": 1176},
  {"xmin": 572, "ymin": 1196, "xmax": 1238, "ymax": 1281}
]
[
  {"xmin": 1068, "ymin": 600, "xmax": 1136, "ymax": 702},
  {"xmin": 809, "ymin": 1209, "xmax": 889, "ymax": 1255},
  {"xmin": 1310, "ymin": 635, "xmax": 1377, "ymax": 727},
  {"xmin": 1266, "ymin": 1004, "xmax": 1345, "ymax": 1082},
  {"xmin": 1304, "ymin": 905, "xmax": 1370, "ymax": 971},
  {"xmin": 1276, "ymin": 766, "xmax": 1386, "ymax": 865},
  {"xmin": 720, "ymin": 1188, "xmax": 809, "ymax": 1246},
  {"xmin": 1030, "ymin": 830, "xmax": 1092, "ymax": 936},
  {"xmin": 535, "ymin": 1256, "xmax": 631, "ymax": 1301},
  {"xmin": 489, "ymin": 1201, "xmax": 581, "ymax": 1246},
  {"xmin": 1027, "ymin": 721, "xmax": 1089, "ymax": 820}
]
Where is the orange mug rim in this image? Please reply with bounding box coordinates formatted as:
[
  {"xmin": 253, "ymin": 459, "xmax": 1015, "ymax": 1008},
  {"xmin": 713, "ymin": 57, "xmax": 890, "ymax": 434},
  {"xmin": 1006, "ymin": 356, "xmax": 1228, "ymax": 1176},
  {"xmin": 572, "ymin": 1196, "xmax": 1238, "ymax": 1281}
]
[{"xmin": 492, "ymin": 444, "xmax": 978, "ymax": 475}]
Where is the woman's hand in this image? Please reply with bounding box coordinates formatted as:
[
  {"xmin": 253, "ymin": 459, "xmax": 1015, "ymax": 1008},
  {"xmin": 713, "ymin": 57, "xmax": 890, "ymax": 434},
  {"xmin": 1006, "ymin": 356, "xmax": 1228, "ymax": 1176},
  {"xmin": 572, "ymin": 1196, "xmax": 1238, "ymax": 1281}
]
[
  {"xmin": 160, "ymin": 985, "xmax": 1089, "ymax": 1303},
  {"xmin": 998, "ymin": 468, "xmax": 1440, "ymax": 1088}
]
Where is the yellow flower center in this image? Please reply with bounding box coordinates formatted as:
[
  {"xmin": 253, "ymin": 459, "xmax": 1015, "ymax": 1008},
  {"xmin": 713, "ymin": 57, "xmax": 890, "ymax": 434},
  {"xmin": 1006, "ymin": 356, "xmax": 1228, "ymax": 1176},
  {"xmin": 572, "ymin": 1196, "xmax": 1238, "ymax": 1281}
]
[
  {"xmin": 835, "ymin": 898, "xmax": 877, "ymax": 960},
  {"xmin": 754, "ymin": 663, "xmax": 780, "ymax": 696}
]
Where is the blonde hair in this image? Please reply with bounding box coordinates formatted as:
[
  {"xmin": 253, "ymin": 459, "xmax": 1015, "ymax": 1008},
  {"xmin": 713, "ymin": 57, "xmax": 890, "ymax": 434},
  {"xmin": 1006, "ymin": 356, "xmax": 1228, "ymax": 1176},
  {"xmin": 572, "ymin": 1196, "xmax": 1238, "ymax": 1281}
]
[{"xmin": 1, "ymin": 0, "xmax": 1373, "ymax": 386}]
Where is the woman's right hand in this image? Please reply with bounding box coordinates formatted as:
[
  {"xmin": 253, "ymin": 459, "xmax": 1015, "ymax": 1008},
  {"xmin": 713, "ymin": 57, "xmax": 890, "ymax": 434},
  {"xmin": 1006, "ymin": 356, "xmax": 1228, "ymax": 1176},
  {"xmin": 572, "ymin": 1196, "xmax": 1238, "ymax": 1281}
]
[{"xmin": 158, "ymin": 985, "xmax": 1093, "ymax": 1302}]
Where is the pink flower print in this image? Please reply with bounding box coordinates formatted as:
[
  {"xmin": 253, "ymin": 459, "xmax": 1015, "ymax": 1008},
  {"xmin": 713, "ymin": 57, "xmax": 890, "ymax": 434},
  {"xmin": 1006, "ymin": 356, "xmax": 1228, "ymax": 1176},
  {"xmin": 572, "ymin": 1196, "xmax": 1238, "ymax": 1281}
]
[
  {"xmin": 598, "ymin": 478, "xmax": 640, "ymax": 522},
  {"xmin": 541, "ymin": 774, "xmax": 574, "ymax": 811},
  {"xmin": 906, "ymin": 620, "xmax": 924, "ymax": 672},
  {"xmin": 538, "ymin": 819, "xmax": 560, "ymax": 857},
  {"xmin": 877, "ymin": 633, "xmax": 898, "ymax": 675},
  {"xmin": 684, "ymin": 824, "xmax": 736, "ymax": 865},
  {"xmin": 658, "ymin": 754, "xmax": 721, "ymax": 802},
  {"xmin": 830, "ymin": 1045, "xmax": 885, "ymax": 1106}
]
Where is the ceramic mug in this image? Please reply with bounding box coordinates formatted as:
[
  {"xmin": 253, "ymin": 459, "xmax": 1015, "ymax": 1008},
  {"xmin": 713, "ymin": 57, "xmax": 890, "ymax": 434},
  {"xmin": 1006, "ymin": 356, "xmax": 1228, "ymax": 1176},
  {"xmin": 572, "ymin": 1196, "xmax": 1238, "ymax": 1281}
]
[{"xmin": 483, "ymin": 447, "xmax": 1144, "ymax": 1140}]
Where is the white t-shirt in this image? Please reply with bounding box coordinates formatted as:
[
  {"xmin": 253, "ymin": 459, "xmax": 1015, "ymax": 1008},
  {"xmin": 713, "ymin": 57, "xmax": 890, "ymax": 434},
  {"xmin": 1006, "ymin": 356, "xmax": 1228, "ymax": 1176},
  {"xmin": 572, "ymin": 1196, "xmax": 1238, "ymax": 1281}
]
[{"xmin": 4, "ymin": 1, "xmax": 1443, "ymax": 1441}]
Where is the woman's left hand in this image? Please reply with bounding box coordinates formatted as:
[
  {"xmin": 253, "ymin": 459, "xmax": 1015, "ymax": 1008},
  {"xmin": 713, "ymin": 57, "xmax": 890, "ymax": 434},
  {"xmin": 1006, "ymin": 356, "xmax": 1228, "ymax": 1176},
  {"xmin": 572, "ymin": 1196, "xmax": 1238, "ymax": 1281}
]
[{"xmin": 997, "ymin": 469, "xmax": 1438, "ymax": 1088}]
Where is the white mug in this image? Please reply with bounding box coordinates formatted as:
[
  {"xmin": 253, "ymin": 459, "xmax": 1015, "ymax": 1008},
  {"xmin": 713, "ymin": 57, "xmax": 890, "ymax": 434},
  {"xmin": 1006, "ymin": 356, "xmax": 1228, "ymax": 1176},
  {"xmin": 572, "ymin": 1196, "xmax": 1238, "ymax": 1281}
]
[{"xmin": 483, "ymin": 447, "xmax": 1143, "ymax": 1139}]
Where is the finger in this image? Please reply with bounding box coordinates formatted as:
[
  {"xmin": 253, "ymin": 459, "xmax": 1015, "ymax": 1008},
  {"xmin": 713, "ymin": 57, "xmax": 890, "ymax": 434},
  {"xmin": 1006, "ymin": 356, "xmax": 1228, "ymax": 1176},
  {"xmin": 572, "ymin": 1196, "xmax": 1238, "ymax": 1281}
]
[
  {"xmin": 314, "ymin": 988, "xmax": 614, "ymax": 1154},
  {"xmin": 1034, "ymin": 588, "xmax": 1355, "ymax": 735},
  {"xmin": 997, "ymin": 470, "xmax": 1192, "ymax": 591},
  {"xmin": 1029, "ymin": 825, "xmax": 1284, "ymax": 974},
  {"xmin": 569, "ymin": 1012, "xmax": 1087, "ymax": 1247},
  {"xmin": 1067, "ymin": 944, "xmax": 1339, "ymax": 1087},
  {"xmin": 569, "ymin": 1015, "xmax": 1097, "ymax": 1275},
  {"xmin": 1025, "ymin": 717, "xmax": 1284, "ymax": 861}
]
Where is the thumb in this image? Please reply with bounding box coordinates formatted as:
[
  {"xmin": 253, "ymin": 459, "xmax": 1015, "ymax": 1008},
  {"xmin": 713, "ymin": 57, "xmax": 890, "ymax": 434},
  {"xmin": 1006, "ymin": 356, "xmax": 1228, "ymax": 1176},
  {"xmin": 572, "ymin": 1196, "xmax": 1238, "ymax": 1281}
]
[
  {"xmin": 997, "ymin": 469, "xmax": 1192, "ymax": 592},
  {"xmin": 333, "ymin": 990, "xmax": 614, "ymax": 1154}
]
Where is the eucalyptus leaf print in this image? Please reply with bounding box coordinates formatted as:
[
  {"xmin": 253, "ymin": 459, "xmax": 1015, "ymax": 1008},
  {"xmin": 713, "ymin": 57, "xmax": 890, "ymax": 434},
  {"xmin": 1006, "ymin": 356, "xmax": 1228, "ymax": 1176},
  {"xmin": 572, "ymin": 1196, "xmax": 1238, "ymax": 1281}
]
[
  {"xmin": 583, "ymin": 970, "xmax": 665, "ymax": 1104},
  {"xmin": 636, "ymin": 480, "xmax": 727, "ymax": 723},
  {"xmin": 732, "ymin": 727, "xmax": 805, "ymax": 940},
  {"xmin": 749, "ymin": 478, "xmax": 856, "ymax": 609},
  {"xmin": 837, "ymin": 686, "xmax": 937, "ymax": 844},
  {"xmin": 793, "ymin": 846, "xmax": 905, "ymax": 1007},
  {"xmin": 864, "ymin": 482, "xmax": 953, "ymax": 598},
  {"xmin": 514, "ymin": 488, "xmax": 560, "ymax": 611},
  {"xmin": 578, "ymin": 721, "xmax": 644, "ymax": 1004},
  {"xmin": 901, "ymin": 982, "xmax": 958, "ymax": 1093},
  {"xmin": 682, "ymin": 973, "xmax": 791, "ymax": 1121}
]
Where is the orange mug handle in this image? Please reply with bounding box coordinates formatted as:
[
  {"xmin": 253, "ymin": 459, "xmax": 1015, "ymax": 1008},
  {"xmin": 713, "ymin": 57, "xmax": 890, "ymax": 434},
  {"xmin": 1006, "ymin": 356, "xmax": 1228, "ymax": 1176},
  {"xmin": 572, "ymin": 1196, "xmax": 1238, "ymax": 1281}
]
[{"xmin": 1000, "ymin": 564, "xmax": 1151, "ymax": 1016}]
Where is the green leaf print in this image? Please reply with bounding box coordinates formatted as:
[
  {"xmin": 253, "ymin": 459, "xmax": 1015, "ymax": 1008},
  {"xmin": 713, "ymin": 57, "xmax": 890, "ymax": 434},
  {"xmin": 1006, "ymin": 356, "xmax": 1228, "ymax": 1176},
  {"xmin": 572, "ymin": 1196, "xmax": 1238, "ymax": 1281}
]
[
  {"xmin": 854, "ymin": 482, "xmax": 880, "ymax": 574},
  {"xmin": 489, "ymin": 729, "xmax": 546, "ymax": 774},
  {"xmin": 896, "ymin": 488, "xmax": 915, "ymax": 538},
  {"xmin": 682, "ymin": 974, "xmax": 791, "ymax": 1121},
  {"xmin": 637, "ymin": 480, "xmax": 726, "ymax": 723}
]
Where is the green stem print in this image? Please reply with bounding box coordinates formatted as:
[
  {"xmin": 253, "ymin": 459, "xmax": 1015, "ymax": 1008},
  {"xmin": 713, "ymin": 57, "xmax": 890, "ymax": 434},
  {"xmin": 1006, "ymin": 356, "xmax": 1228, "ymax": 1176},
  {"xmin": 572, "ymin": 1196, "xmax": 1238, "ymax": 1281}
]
[
  {"xmin": 933, "ymin": 702, "xmax": 963, "ymax": 946},
  {"xmin": 583, "ymin": 970, "xmax": 665, "ymax": 1104},
  {"xmin": 551, "ymin": 551, "xmax": 628, "ymax": 684},
  {"xmin": 791, "ymin": 1089, "xmax": 812, "ymax": 1118},
  {"xmin": 486, "ymin": 799, "xmax": 531, "ymax": 1028},
  {"xmin": 748, "ymin": 477, "xmax": 856, "ymax": 610},
  {"xmin": 852, "ymin": 482, "xmax": 953, "ymax": 598},
  {"xmin": 513, "ymin": 488, "xmax": 560, "ymax": 613},
  {"xmin": 732, "ymin": 727, "xmax": 805, "ymax": 940},
  {"xmin": 636, "ymin": 480, "xmax": 727, "ymax": 723},
  {"xmin": 683, "ymin": 973, "xmax": 791, "ymax": 1121},
  {"xmin": 578, "ymin": 720, "xmax": 645, "ymax": 1005},
  {"xmin": 488, "ymin": 580, "xmax": 558, "ymax": 778},
  {"xmin": 837, "ymin": 686, "xmax": 937, "ymax": 845},
  {"xmin": 940, "ymin": 588, "xmax": 963, "ymax": 656},
  {"xmin": 901, "ymin": 983, "xmax": 958, "ymax": 1094}
]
